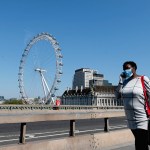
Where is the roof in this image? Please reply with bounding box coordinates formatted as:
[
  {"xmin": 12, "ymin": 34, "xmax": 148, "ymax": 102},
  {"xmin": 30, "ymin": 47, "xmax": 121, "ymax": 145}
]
[
  {"xmin": 63, "ymin": 88, "xmax": 91, "ymax": 96},
  {"xmin": 62, "ymin": 85, "xmax": 117, "ymax": 96},
  {"xmin": 93, "ymin": 86, "xmax": 117, "ymax": 92}
]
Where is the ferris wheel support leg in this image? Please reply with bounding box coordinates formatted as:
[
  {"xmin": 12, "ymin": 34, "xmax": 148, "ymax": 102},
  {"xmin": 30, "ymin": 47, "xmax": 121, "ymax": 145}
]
[
  {"xmin": 41, "ymin": 73, "xmax": 50, "ymax": 93},
  {"xmin": 40, "ymin": 73, "xmax": 47, "ymax": 101}
]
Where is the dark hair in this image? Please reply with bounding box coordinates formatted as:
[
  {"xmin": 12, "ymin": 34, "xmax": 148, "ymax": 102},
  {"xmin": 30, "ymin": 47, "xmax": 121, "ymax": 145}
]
[{"xmin": 123, "ymin": 61, "xmax": 137, "ymax": 70}]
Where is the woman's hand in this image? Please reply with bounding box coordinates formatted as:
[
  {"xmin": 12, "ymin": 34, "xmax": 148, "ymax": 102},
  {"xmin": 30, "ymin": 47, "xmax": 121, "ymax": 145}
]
[{"xmin": 119, "ymin": 74, "xmax": 125, "ymax": 84}]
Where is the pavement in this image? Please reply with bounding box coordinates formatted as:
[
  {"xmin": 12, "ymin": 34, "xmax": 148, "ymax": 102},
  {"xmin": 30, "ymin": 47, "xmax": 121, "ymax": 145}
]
[
  {"xmin": 111, "ymin": 144, "xmax": 134, "ymax": 150},
  {"xmin": 105, "ymin": 142, "xmax": 135, "ymax": 150}
]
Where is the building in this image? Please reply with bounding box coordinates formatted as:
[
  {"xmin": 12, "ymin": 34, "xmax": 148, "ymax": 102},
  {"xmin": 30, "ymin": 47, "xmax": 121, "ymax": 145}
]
[
  {"xmin": 62, "ymin": 88, "xmax": 92, "ymax": 105},
  {"xmin": 62, "ymin": 86, "xmax": 123, "ymax": 106},
  {"xmin": 0, "ymin": 96, "xmax": 5, "ymax": 104},
  {"xmin": 72, "ymin": 68, "xmax": 112, "ymax": 90},
  {"xmin": 62, "ymin": 68, "xmax": 123, "ymax": 106},
  {"xmin": 0, "ymin": 96, "xmax": 4, "ymax": 101}
]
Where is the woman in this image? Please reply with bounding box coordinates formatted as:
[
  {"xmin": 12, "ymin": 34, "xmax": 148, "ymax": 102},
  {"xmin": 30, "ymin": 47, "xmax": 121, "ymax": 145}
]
[{"xmin": 115, "ymin": 61, "xmax": 150, "ymax": 150}]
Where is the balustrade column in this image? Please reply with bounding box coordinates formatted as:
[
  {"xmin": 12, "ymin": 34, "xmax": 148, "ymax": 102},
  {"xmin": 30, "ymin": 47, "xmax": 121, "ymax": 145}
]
[
  {"xmin": 112, "ymin": 99, "xmax": 114, "ymax": 106},
  {"xmin": 106, "ymin": 99, "xmax": 108, "ymax": 106}
]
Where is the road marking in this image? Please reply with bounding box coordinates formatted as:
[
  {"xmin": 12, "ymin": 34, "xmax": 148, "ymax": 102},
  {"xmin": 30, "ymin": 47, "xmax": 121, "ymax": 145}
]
[
  {"xmin": 31, "ymin": 130, "xmax": 69, "ymax": 135},
  {"xmin": 26, "ymin": 134, "xmax": 35, "ymax": 138},
  {"xmin": 0, "ymin": 138, "xmax": 19, "ymax": 143},
  {"xmin": 76, "ymin": 125, "xmax": 127, "ymax": 133},
  {"xmin": 110, "ymin": 125, "xmax": 127, "ymax": 129},
  {"xmin": 0, "ymin": 130, "xmax": 69, "ymax": 138},
  {"xmin": 78, "ymin": 128, "xmax": 104, "ymax": 133},
  {"xmin": 0, "ymin": 135, "xmax": 19, "ymax": 138},
  {"xmin": 27, "ymin": 132, "xmax": 69, "ymax": 139}
]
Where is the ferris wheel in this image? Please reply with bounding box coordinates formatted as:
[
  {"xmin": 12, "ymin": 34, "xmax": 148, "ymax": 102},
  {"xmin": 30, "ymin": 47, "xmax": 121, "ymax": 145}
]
[{"xmin": 18, "ymin": 32, "xmax": 63, "ymax": 104}]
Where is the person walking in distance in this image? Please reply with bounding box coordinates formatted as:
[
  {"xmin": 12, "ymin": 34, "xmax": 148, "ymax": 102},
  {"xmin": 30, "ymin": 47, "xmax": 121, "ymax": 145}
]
[{"xmin": 115, "ymin": 61, "xmax": 150, "ymax": 150}]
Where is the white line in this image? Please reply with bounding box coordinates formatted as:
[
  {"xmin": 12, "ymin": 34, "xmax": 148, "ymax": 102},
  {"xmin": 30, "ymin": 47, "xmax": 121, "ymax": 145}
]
[
  {"xmin": 0, "ymin": 138, "xmax": 19, "ymax": 143},
  {"xmin": 112, "ymin": 125, "xmax": 127, "ymax": 127},
  {"xmin": 110, "ymin": 126, "xmax": 126, "ymax": 129},
  {"xmin": 0, "ymin": 135, "xmax": 19, "ymax": 138},
  {"xmin": 31, "ymin": 130, "xmax": 69, "ymax": 135},
  {"xmin": 0, "ymin": 133, "xmax": 69, "ymax": 143},
  {"xmin": 110, "ymin": 125, "xmax": 127, "ymax": 129},
  {"xmin": 0, "ymin": 136, "xmax": 6, "ymax": 138},
  {"xmin": 78, "ymin": 128, "xmax": 104, "ymax": 133},
  {"xmin": 78, "ymin": 125, "xmax": 127, "ymax": 133},
  {"xmin": 26, "ymin": 132, "xmax": 69, "ymax": 139},
  {"xmin": 0, "ymin": 130, "xmax": 69, "ymax": 138}
]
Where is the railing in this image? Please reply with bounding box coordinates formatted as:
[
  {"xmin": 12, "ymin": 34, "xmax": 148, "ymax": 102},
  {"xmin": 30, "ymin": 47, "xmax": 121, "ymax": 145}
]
[
  {"xmin": 0, "ymin": 104, "xmax": 124, "ymax": 110},
  {"xmin": 0, "ymin": 107, "xmax": 125, "ymax": 146}
]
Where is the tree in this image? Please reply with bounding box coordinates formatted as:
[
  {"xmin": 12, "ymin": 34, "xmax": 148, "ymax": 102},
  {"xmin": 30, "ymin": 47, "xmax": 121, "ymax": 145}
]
[{"xmin": 3, "ymin": 99, "xmax": 23, "ymax": 104}]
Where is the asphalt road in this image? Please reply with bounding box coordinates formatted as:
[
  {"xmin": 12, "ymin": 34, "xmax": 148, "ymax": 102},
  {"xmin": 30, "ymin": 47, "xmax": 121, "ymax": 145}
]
[{"xmin": 0, "ymin": 117, "xmax": 127, "ymax": 146}]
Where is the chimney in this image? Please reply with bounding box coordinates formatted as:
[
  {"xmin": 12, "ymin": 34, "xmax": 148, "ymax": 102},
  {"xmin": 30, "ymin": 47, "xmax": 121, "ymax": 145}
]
[
  {"xmin": 75, "ymin": 86, "xmax": 78, "ymax": 93},
  {"xmin": 81, "ymin": 85, "xmax": 83, "ymax": 93}
]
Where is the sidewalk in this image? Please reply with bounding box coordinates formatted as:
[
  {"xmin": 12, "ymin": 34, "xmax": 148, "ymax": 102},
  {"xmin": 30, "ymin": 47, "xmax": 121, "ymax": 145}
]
[
  {"xmin": 109, "ymin": 143, "xmax": 134, "ymax": 150},
  {"xmin": 111, "ymin": 144, "xmax": 134, "ymax": 150}
]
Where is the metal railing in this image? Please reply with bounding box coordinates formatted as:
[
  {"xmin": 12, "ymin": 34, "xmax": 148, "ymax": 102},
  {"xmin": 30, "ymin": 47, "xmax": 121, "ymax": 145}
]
[{"xmin": 0, "ymin": 104, "xmax": 124, "ymax": 111}]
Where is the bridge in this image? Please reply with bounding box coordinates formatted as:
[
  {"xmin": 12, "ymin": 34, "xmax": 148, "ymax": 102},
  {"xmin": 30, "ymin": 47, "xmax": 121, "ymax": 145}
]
[{"xmin": 0, "ymin": 105, "xmax": 134, "ymax": 150}]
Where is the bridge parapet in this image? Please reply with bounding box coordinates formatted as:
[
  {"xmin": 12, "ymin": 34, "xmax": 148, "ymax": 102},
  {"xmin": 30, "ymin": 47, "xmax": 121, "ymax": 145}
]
[{"xmin": 0, "ymin": 105, "xmax": 132, "ymax": 150}]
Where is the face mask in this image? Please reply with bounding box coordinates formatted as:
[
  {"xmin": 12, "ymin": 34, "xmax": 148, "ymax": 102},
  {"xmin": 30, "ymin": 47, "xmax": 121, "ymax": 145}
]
[{"xmin": 124, "ymin": 68, "xmax": 133, "ymax": 79}]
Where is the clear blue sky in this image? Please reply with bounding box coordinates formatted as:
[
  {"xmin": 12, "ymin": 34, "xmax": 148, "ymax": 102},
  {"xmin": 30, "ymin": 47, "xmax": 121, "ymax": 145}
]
[{"xmin": 0, "ymin": 0, "xmax": 150, "ymax": 99}]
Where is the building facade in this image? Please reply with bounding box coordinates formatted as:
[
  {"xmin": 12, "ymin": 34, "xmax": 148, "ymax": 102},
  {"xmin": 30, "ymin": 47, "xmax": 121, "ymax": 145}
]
[
  {"xmin": 62, "ymin": 86, "xmax": 123, "ymax": 106},
  {"xmin": 63, "ymin": 68, "xmax": 122, "ymax": 106}
]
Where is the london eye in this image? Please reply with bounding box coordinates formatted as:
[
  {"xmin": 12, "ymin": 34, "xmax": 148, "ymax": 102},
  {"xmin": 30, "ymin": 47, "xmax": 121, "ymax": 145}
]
[{"xmin": 18, "ymin": 33, "xmax": 63, "ymax": 104}]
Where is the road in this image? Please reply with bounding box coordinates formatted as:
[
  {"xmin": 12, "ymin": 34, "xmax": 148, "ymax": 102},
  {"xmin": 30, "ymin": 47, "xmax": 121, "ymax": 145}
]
[{"xmin": 0, "ymin": 117, "xmax": 127, "ymax": 146}]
